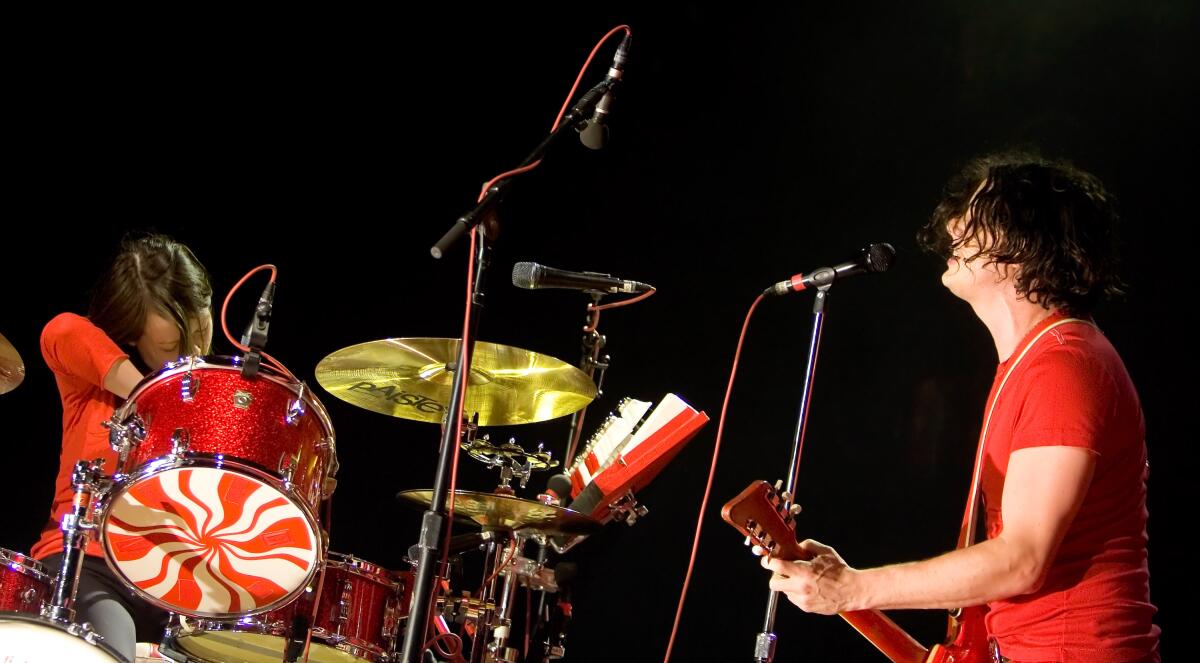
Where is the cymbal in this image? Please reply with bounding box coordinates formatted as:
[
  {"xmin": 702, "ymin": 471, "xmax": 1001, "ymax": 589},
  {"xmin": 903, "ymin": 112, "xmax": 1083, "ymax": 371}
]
[
  {"xmin": 315, "ymin": 338, "xmax": 596, "ymax": 425},
  {"xmin": 0, "ymin": 332, "xmax": 25, "ymax": 395},
  {"xmin": 396, "ymin": 489, "xmax": 600, "ymax": 535}
]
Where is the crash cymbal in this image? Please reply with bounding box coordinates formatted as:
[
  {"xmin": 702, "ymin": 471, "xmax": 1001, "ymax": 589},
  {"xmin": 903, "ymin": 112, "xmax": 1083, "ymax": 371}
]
[
  {"xmin": 315, "ymin": 338, "xmax": 596, "ymax": 425},
  {"xmin": 396, "ymin": 489, "xmax": 600, "ymax": 535},
  {"xmin": 0, "ymin": 332, "xmax": 25, "ymax": 395}
]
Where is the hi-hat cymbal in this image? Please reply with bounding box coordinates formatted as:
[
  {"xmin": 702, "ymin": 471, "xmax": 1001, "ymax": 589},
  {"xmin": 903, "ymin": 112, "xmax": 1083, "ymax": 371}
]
[
  {"xmin": 315, "ymin": 338, "xmax": 596, "ymax": 426},
  {"xmin": 396, "ymin": 489, "xmax": 600, "ymax": 535},
  {"xmin": 0, "ymin": 332, "xmax": 25, "ymax": 395}
]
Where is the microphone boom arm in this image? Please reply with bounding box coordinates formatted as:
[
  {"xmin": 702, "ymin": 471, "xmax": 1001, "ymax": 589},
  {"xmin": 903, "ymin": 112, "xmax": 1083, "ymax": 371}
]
[{"xmin": 431, "ymin": 79, "xmax": 613, "ymax": 259}]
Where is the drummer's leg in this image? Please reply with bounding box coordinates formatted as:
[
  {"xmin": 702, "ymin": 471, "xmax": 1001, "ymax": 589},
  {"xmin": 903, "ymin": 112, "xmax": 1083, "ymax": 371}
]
[{"xmin": 41, "ymin": 553, "xmax": 137, "ymax": 663}]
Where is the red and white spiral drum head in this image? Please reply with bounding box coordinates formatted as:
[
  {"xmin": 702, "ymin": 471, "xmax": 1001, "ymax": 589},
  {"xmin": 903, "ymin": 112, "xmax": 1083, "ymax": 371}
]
[{"xmin": 100, "ymin": 356, "xmax": 338, "ymax": 618}]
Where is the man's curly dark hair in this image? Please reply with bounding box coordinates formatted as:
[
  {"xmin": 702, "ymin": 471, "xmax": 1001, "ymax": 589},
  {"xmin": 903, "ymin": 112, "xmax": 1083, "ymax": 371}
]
[{"xmin": 917, "ymin": 152, "xmax": 1126, "ymax": 315}]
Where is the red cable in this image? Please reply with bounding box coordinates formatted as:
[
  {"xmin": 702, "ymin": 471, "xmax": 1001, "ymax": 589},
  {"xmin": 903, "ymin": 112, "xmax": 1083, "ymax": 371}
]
[
  {"xmin": 663, "ymin": 293, "xmax": 765, "ymax": 663},
  {"xmin": 583, "ymin": 288, "xmax": 656, "ymax": 332},
  {"xmin": 218, "ymin": 264, "xmax": 296, "ymax": 380}
]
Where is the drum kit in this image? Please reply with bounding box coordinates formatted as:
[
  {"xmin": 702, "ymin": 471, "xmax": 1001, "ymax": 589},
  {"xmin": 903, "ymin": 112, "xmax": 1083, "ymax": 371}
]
[{"xmin": 1, "ymin": 325, "xmax": 623, "ymax": 663}]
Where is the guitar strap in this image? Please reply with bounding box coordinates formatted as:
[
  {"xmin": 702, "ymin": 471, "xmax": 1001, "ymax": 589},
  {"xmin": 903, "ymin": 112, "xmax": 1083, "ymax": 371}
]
[{"xmin": 955, "ymin": 315, "xmax": 1090, "ymax": 549}]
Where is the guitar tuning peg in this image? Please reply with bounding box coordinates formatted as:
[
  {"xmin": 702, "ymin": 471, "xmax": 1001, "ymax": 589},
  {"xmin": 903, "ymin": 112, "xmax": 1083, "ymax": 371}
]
[
  {"xmin": 744, "ymin": 535, "xmax": 752, "ymax": 546},
  {"xmin": 789, "ymin": 504, "xmax": 803, "ymax": 516},
  {"xmin": 773, "ymin": 479, "xmax": 783, "ymax": 491},
  {"xmin": 781, "ymin": 491, "xmax": 792, "ymax": 502}
]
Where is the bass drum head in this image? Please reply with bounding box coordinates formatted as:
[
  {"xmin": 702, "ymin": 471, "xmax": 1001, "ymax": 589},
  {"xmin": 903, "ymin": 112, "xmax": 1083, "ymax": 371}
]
[
  {"xmin": 102, "ymin": 465, "xmax": 321, "ymax": 618},
  {"xmin": 0, "ymin": 612, "xmax": 123, "ymax": 662},
  {"xmin": 174, "ymin": 629, "xmax": 377, "ymax": 663}
]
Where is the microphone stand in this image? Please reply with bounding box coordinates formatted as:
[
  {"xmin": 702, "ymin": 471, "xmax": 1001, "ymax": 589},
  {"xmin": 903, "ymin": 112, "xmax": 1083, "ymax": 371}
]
[
  {"xmin": 430, "ymin": 78, "xmax": 616, "ymax": 260},
  {"xmin": 403, "ymin": 78, "xmax": 616, "ymax": 663},
  {"xmin": 753, "ymin": 284, "xmax": 831, "ymax": 662}
]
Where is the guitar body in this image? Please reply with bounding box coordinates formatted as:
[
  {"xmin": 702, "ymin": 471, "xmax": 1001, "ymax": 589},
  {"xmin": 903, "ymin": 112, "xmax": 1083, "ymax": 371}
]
[
  {"xmin": 721, "ymin": 481, "xmax": 992, "ymax": 663},
  {"xmin": 926, "ymin": 605, "xmax": 990, "ymax": 663}
]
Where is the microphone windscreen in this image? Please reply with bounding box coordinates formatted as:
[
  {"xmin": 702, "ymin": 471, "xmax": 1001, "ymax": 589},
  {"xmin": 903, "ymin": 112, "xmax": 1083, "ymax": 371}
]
[
  {"xmin": 865, "ymin": 243, "xmax": 897, "ymax": 273},
  {"xmin": 512, "ymin": 262, "xmax": 539, "ymax": 289}
]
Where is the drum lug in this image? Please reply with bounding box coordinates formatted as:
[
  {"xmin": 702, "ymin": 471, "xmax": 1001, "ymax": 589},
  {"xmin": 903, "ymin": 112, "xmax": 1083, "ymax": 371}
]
[
  {"xmin": 278, "ymin": 452, "xmax": 298, "ymax": 486},
  {"xmin": 286, "ymin": 382, "xmax": 308, "ymax": 426},
  {"xmin": 171, "ymin": 428, "xmax": 191, "ymax": 458},
  {"xmin": 382, "ymin": 594, "xmax": 402, "ymax": 644},
  {"xmin": 334, "ymin": 579, "xmax": 354, "ymax": 627},
  {"xmin": 181, "ymin": 357, "xmax": 200, "ymax": 403}
]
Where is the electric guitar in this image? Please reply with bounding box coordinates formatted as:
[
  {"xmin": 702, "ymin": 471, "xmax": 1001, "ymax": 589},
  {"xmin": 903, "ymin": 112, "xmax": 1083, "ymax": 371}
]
[{"xmin": 720, "ymin": 481, "xmax": 989, "ymax": 663}]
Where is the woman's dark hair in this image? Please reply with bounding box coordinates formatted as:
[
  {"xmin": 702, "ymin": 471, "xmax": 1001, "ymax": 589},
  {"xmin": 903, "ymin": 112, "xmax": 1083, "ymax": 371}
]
[
  {"xmin": 917, "ymin": 152, "xmax": 1125, "ymax": 314},
  {"xmin": 89, "ymin": 233, "xmax": 213, "ymax": 354}
]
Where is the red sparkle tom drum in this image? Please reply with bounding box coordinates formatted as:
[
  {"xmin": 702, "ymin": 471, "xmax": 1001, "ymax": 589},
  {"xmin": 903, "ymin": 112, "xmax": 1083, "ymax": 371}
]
[
  {"xmin": 100, "ymin": 355, "xmax": 338, "ymax": 618},
  {"xmin": 170, "ymin": 552, "xmax": 412, "ymax": 663},
  {"xmin": 0, "ymin": 547, "xmax": 50, "ymax": 615}
]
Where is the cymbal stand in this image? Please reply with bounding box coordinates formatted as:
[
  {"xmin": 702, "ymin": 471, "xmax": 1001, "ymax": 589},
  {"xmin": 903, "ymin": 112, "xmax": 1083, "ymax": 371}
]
[
  {"xmin": 485, "ymin": 531, "xmax": 532, "ymax": 663},
  {"xmin": 470, "ymin": 530, "xmax": 514, "ymax": 663}
]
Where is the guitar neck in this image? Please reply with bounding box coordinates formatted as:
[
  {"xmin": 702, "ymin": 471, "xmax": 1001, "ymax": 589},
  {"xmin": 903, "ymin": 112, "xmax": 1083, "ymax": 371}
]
[{"xmin": 836, "ymin": 610, "xmax": 930, "ymax": 663}]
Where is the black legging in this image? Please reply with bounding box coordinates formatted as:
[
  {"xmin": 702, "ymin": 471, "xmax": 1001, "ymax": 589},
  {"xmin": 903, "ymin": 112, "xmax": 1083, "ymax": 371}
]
[{"xmin": 40, "ymin": 553, "xmax": 170, "ymax": 663}]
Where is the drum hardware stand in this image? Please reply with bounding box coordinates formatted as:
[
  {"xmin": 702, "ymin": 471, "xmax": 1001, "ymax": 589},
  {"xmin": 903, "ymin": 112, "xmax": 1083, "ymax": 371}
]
[
  {"xmin": 482, "ymin": 531, "xmax": 542, "ymax": 663},
  {"xmin": 537, "ymin": 561, "xmax": 576, "ymax": 663},
  {"xmin": 753, "ymin": 284, "xmax": 833, "ymax": 663},
  {"xmin": 468, "ymin": 529, "xmax": 512, "ymax": 663},
  {"xmin": 563, "ymin": 292, "xmax": 610, "ymax": 465},
  {"xmin": 41, "ymin": 459, "xmax": 107, "ymax": 645}
]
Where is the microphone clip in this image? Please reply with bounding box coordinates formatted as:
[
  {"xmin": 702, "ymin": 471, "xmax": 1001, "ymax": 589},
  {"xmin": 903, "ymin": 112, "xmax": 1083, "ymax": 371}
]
[{"xmin": 240, "ymin": 282, "xmax": 275, "ymax": 379}]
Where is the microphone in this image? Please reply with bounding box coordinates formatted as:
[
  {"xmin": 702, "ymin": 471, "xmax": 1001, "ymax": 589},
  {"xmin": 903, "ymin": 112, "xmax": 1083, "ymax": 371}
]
[
  {"xmin": 764, "ymin": 242, "xmax": 896, "ymax": 296},
  {"xmin": 513, "ymin": 261, "xmax": 653, "ymax": 294},
  {"xmin": 241, "ymin": 281, "xmax": 275, "ymax": 349},
  {"xmin": 544, "ymin": 473, "xmax": 574, "ymax": 508},
  {"xmin": 579, "ymin": 33, "xmax": 631, "ymax": 150}
]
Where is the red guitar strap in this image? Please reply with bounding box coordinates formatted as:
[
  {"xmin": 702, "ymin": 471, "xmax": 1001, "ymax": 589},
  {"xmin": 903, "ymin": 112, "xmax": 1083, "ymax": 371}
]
[{"xmin": 955, "ymin": 315, "xmax": 1088, "ymax": 550}]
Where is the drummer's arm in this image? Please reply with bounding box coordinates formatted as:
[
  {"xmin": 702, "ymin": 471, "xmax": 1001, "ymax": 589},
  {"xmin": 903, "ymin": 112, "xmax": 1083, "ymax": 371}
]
[
  {"xmin": 42, "ymin": 312, "xmax": 141, "ymax": 398},
  {"xmin": 104, "ymin": 359, "xmax": 144, "ymax": 399}
]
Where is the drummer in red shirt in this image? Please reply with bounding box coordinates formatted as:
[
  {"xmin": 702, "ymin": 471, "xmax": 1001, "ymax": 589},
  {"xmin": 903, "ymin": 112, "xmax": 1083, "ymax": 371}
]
[
  {"xmin": 32, "ymin": 233, "xmax": 213, "ymax": 663},
  {"xmin": 761, "ymin": 154, "xmax": 1160, "ymax": 663}
]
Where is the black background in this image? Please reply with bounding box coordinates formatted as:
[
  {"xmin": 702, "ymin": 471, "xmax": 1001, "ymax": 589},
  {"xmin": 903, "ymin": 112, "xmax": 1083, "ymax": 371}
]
[{"xmin": 2, "ymin": 4, "xmax": 1192, "ymax": 661}]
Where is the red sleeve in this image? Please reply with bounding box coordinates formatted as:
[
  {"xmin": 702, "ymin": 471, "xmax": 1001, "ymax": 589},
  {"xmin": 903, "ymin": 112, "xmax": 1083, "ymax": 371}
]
[
  {"xmin": 1010, "ymin": 346, "xmax": 1110, "ymax": 455},
  {"xmin": 40, "ymin": 312, "xmax": 129, "ymax": 390}
]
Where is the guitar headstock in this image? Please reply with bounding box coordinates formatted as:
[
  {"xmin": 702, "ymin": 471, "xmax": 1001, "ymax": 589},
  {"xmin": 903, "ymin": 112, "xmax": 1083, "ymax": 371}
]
[{"xmin": 720, "ymin": 480, "xmax": 805, "ymax": 560}]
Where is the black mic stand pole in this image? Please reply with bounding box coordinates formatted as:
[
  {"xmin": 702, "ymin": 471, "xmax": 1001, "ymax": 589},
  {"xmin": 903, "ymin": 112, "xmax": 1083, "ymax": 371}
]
[
  {"xmin": 403, "ymin": 77, "xmax": 617, "ymax": 663},
  {"xmin": 753, "ymin": 284, "xmax": 832, "ymax": 663}
]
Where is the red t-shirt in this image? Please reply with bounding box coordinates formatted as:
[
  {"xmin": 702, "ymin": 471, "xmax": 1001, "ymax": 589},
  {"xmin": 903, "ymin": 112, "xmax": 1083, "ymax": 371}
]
[
  {"xmin": 31, "ymin": 313, "xmax": 129, "ymax": 560},
  {"xmin": 980, "ymin": 312, "xmax": 1160, "ymax": 662}
]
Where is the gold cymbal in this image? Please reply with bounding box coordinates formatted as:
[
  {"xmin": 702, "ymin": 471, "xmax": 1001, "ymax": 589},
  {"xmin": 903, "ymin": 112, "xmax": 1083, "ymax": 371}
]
[
  {"xmin": 315, "ymin": 338, "xmax": 596, "ymax": 426},
  {"xmin": 0, "ymin": 332, "xmax": 25, "ymax": 395},
  {"xmin": 396, "ymin": 489, "xmax": 600, "ymax": 535}
]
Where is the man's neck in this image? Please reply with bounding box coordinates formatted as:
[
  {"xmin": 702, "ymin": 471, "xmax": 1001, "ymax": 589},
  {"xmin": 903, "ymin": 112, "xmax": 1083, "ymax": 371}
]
[{"xmin": 970, "ymin": 293, "xmax": 1056, "ymax": 362}]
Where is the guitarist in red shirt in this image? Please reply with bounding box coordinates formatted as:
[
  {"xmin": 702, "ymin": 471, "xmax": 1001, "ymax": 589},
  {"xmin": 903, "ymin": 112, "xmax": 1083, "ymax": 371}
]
[{"xmin": 759, "ymin": 154, "xmax": 1160, "ymax": 663}]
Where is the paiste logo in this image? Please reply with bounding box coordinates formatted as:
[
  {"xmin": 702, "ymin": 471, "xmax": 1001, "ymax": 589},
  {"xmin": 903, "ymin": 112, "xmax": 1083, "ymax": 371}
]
[{"xmin": 346, "ymin": 381, "xmax": 444, "ymax": 414}]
